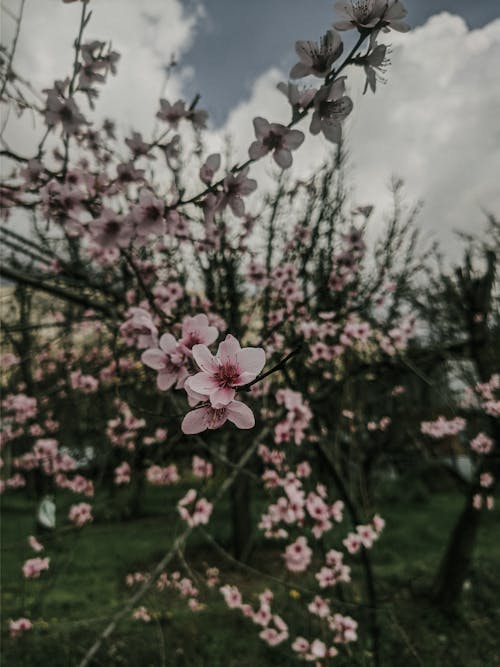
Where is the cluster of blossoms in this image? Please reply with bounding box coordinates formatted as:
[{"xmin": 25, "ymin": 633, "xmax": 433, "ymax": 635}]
[
  {"xmin": 220, "ymin": 586, "xmax": 290, "ymax": 646},
  {"xmin": 106, "ymin": 400, "xmax": 145, "ymax": 450},
  {"xmin": 177, "ymin": 489, "xmax": 213, "ymax": 527},
  {"xmin": 420, "ymin": 416, "xmax": 467, "ymax": 439},
  {"xmin": 141, "ymin": 314, "xmax": 218, "ymax": 391},
  {"xmin": 146, "ymin": 464, "xmax": 179, "ymax": 486},
  {"xmin": 274, "ymin": 389, "xmax": 313, "ymax": 446},
  {"xmin": 180, "ymin": 334, "xmax": 266, "ymax": 435}
]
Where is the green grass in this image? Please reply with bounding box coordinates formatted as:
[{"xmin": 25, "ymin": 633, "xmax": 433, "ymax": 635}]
[{"xmin": 1, "ymin": 483, "xmax": 499, "ymax": 666}]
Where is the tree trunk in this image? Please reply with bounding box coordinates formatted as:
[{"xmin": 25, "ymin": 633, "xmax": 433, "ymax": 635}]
[
  {"xmin": 432, "ymin": 493, "xmax": 481, "ymax": 610},
  {"xmin": 229, "ymin": 442, "xmax": 253, "ymax": 561}
]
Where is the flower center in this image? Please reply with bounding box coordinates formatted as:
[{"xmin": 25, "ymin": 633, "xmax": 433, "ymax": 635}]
[{"xmin": 215, "ymin": 363, "xmax": 239, "ymax": 388}]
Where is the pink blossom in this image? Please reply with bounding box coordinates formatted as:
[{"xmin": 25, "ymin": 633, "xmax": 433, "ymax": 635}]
[
  {"xmin": 132, "ymin": 189, "xmax": 166, "ymax": 237},
  {"xmin": 334, "ymin": 0, "xmax": 410, "ymax": 33},
  {"xmin": 248, "ymin": 117, "xmax": 304, "ymax": 169},
  {"xmin": 480, "ymin": 473, "xmax": 494, "ymax": 488},
  {"xmin": 192, "ymin": 455, "xmax": 213, "ymax": 479},
  {"xmin": 216, "ymin": 168, "xmax": 257, "ymax": 217},
  {"xmin": 308, "ymin": 595, "xmax": 331, "ymax": 618},
  {"xmin": 188, "ymin": 334, "xmax": 265, "ymax": 407},
  {"xmin": 220, "ymin": 584, "xmax": 243, "ymax": 609},
  {"xmin": 177, "ymin": 489, "xmax": 213, "ymax": 527},
  {"xmin": 91, "ymin": 208, "xmax": 133, "ymax": 248},
  {"xmin": 146, "ymin": 464, "xmax": 179, "ymax": 485},
  {"xmin": 23, "ymin": 556, "xmax": 50, "ymax": 578},
  {"xmin": 330, "ymin": 613, "xmax": 358, "ymax": 643},
  {"xmin": 470, "ymin": 432, "xmax": 494, "ymax": 454},
  {"xmin": 178, "ymin": 314, "xmax": 218, "ymax": 355},
  {"xmin": 9, "ymin": 618, "xmax": 33, "ymax": 638},
  {"xmin": 68, "ymin": 502, "xmax": 93, "ymax": 527},
  {"xmin": 290, "ymin": 30, "xmax": 343, "ymax": 79},
  {"xmin": 141, "ymin": 334, "xmax": 188, "ymax": 391},
  {"xmin": 114, "ymin": 461, "xmax": 131, "ymax": 485},
  {"xmin": 133, "ymin": 606, "xmax": 151, "ymax": 622},
  {"xmin": 283, "ymin": 536, "xmax": 312, "ymax": 573}
]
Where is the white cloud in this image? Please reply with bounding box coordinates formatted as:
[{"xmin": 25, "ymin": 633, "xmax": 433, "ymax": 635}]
[{"xmin": 217, "ymin": 13, "xmax": 500, "ymax": 257}]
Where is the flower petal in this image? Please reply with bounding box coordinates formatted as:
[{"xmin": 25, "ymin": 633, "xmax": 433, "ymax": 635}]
[
  {"xmin": 141, "ymin": 349, "xmax": 166, "ymax": 370},
  {"xmin": 192, "ymin": 344, "xmax": 218, "ymax": 373},
  {"xmin": 226, "ymin": 401, "xmax": 255, "ymax": 429},
  {"xmin": 238, "ymin": 347, "xmax": 266, "ymax": 376},
  {"xmin": 182, "ymin": 407, "xmax": 210, "ymax": 434}
]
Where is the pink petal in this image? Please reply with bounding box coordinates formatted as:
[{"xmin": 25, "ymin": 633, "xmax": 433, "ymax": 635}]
[
  {"xmin": 226, "ymin": 401, "xmax": 255, "ymax": 429},
  {"xmin": 249, "ymin": 141, "xmax": 269, "ymax": 161},
  {"xmin": 210, "ymin": 386, "xmax": 236, "ymax": 408},
  {"xmin": 189, "ymin": 372, "xmax": 219, "ymax": 395},
  {"xmin": 192, "ymin": 344, "xmax": 218, "ymax": 373},
  {"xmin": 157, "ymin": 371, "xmax": 177, "ymax": 391},
  {"xmin": 141, "ymin": 349, "xmax": 166, "ymax": 370},
  {"xmin": 253, "ymin": 116, "xmax": 270, "ymax": 139},
  {"xmin": 182, "ymin": 407, "xmax": 211, "ymax": 434},
  {"xmin": 237, "ymin": 347, "xmax": 266, "ymax": 376},
  {"xmin": 217, "ymin": 334, "xmax": 241, "ymax": 364},
  {"xmin": 159, "ymin": 333, "xmax": 178, "ymax": 354},
  {"xmin": 273, "ymin": 148, "xmax": 293, "ymax": 169}
]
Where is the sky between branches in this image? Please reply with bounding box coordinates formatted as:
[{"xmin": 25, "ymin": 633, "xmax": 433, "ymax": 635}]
[{"xmin": 1, "ymin": 0, "xmax": 499, "ymax": 257}]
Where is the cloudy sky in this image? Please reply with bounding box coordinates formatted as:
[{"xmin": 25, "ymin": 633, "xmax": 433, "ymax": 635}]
[{"xmin": 2, "ymin": 0, "xmax": 499, "ymax": 257}]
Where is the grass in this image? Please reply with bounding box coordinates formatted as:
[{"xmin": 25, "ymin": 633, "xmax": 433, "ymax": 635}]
[{"xmin": 1, "ymin": 481, "xmax": 499, "ymax": 666}]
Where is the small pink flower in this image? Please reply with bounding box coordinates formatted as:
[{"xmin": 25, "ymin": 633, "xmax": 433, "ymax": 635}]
[
  {"xmin": 248, "ymin": 117, "xmax": 304, "ymax": 169},
  {"xmin": 283, "ymin": 536, "xmax": 312, "ymax": 573},
  {"xmin": 23, "ymin": 557, "xmax": 50, "ymax": 579},
  {"xmin": 9, "ymin": 618, "xmax": 33, "ymax": 638},
  {"xmin": 141, "ymin": 334, "xmax": 188, "ymax": 391},
  {"xmin": 69, "ymin": 502, "xmax": 92, "ymax": 527},
  {"xmin": 133, "ymin": 606, "xmax": 151, "ymax": 622}
]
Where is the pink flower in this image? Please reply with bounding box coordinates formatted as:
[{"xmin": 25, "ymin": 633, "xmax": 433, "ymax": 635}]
[
  {"xmin": 248, "ymin": 118, "xmax": 304, "ymax": 169},
  {"xmin": 23, "ymin": 556, "xmax": 50, "ymax": 578},
  {"xmin": 141, "ymin": 334, "xmax": 188, "ymax": 391},
  {"xmin": 333, "ymin": 0, "xmax": 410, "ymax": 33},
  {"xmin": 133, "ymin": 606, "xmax": 151, "ymax": 622},
  {"xmin": 178, "ymin": 314, "xmax": 218, "ymax": 355},
  {"xmin": 177, "ymin": 489, "xmax": 213, "ymax": 527},
  {"xmin": 9, "ymin": 618, "xmax": 33, "ymax": 638},
  {"xmin": 216, "ymin": 167, "xmax": 257, "ymax": 217},
  {"xmin": 181, "ymin": 395, "xmax": 255, "ymax": 435},
  {"xmin": 69, "ymin": 502, "xmax": 92, "ymax": 527},
  {"xmin": 189, "ymin": 334, "xmax": 265, "ymax": 408},
  {"xmin": 310, "ymin": 78, "xmax": 353, "ymax": 144},
  {"xmin": 308, "ymin": 595, "xmax": 331, "ymax": 618},
  {"xmin": 290, "ymin": 30, "xmax": 343, "ymax": 79},
  {"xmin": 220, "ymin": 584, "xmax": 243, "ymax": 609},
  {"xmin": 470, "ymin": 432, "xmax": 494, "ymax": 455},
  {"xmin": 132, "ymin": 189, "xmax": 166, "ymax": 237},
  {"xmin": 480, "ymin": 473, "xmax": 494, "ymax": 488},
  {"xmin": 283, "ymin": 536, "xmax": 312, "ymax": 573},
  {"xmin": 192, "ymin": 455, "xmax": 213, "ymax": 479},
  {"xmin": 114, "ymin": 461, "xmax": 131, "ymax": 485},
  {"xmin": 91, "ymin": 208, "xmax": 132, "ymax": 248}
]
